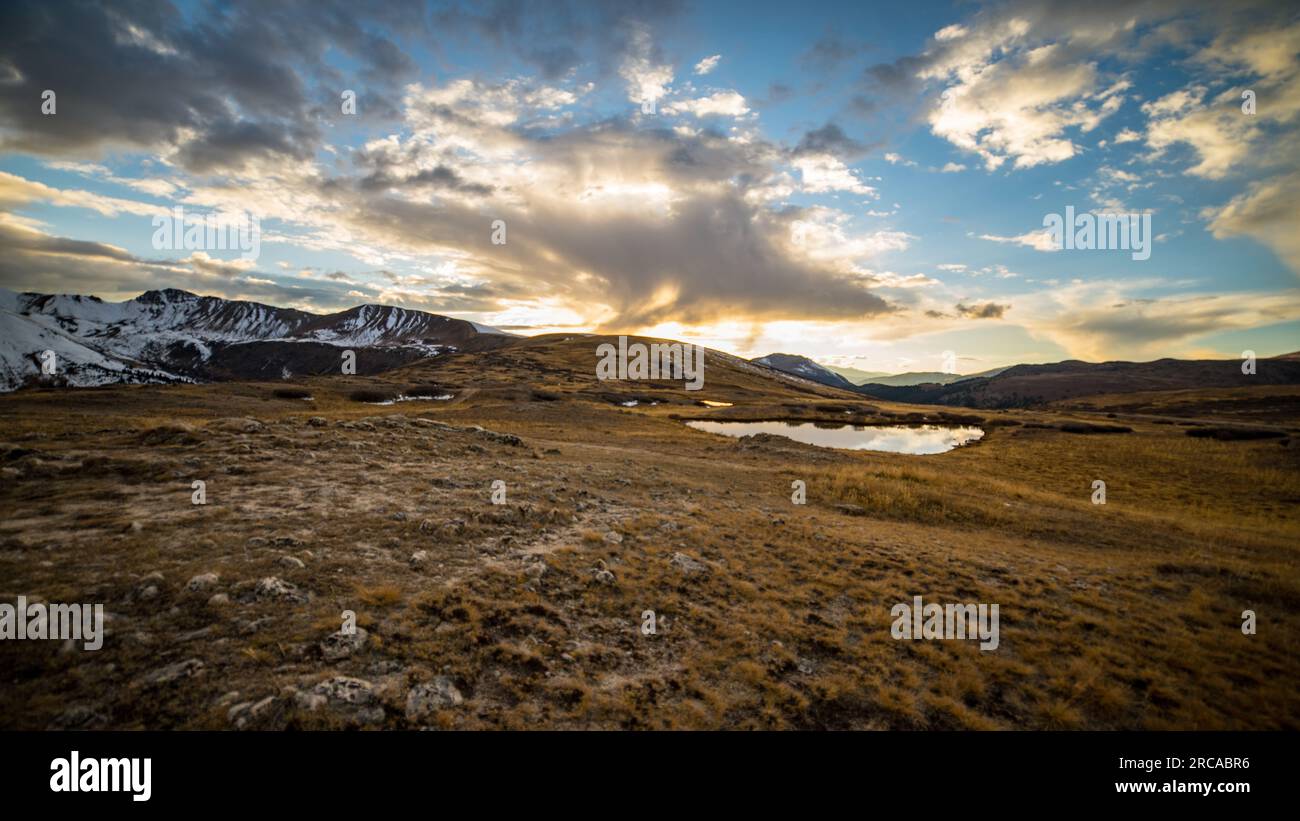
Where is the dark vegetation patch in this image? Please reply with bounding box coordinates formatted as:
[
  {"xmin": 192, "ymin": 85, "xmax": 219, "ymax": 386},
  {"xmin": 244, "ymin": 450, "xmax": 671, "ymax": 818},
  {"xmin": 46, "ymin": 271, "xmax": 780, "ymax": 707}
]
[
  {"xmin": 405, "ymin": 384, "xmax": 446, "ymax": 398},
  {"xmin": 348, "ymin": 389, "xmax": 397, "ymax": 403},
  {"xmin": 1058, "ymin": 422, "xmax": 1132, "ymax": 434}
]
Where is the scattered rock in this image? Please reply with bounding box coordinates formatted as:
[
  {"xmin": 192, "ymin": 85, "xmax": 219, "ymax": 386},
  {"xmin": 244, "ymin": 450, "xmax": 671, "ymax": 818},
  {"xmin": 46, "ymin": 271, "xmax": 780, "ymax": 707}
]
[
  {"xmin": 405, "ymin": 677, "xmax": 464, "ymax": 720},
  {"xmin": 247, "ymin": 576, "xmax": 308, "ymax": 604},
  {"xmin": 186, "ymin": 573, "xmax": 219, "ymax": 593},
  {"xmin": 594, "ymin": 569, "xmax": 616, "ymax": 585},
  {"xmin": 468, "ymin": 426, "xmax": 524, "ymax": 447},
  {"xmin": 312, "ymin": 676, "xmax": 375, "ymax": 705},
  {"xmin": 207, "ymin": 593, "xmax": 230, "ymax": 607},
  {"xmin": 834, "ymin": 503, "xmax": 866, "ymax": 516},
  {"xmin": 278, "ymin": 555, "xmax": 306, "ymax": 570},
  {"xmin": 49, "ymin": 705, "xmax": 109, "ymax": 730},
  {"xmin": 307, "ymin": 417, "xmax": 327, "ymax": 427},
  {"xmin": 137, "ymin": 658, "xmax": 204, "ymax": 687},
  {"xmin": 602, "ymin": 531, "xmax": 624, "ymax": 545},
  {"xmin": 320, "ymin": 627, "xmax": 369, "ymax": 661},
  {"xmin": 229, "ymin": 695, "xmax": 278, "ymax": 728},
  {"xmin": 669, "ymin": 552, "xmax": 708, "ymax": 575}
]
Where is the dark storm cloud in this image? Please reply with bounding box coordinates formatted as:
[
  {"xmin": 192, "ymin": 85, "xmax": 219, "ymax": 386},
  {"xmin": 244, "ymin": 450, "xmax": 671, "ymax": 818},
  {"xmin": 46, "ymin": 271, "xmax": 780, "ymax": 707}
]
[
  {"xmin": 0, "ymin": 0, "xmax": 424, "ymax": 170},
  {"xmin": 863, "ymin": 54, "xmax": 931, "ymax": 94},
  {"xmin": 793, "ymin": 123, "xmax": 867, "ymax": 159},
  {"xmin": 1, "ymin": 228, "xmax": 148, "ymax": 263},
  {"xmin": 175, "ymin": 119, "xmax": 322, "ymax": 174},
  {"xmin": 801, "ymin": 34, "xmax": 869, "ymax": 70},
  {"xmin": 956, "ymin": 302, "xmax": 1009, "ymax": 319},
  {"xmin": 429, "ymin": 0, "xmax": 687, "ymax": 80},
  {"xmin": 359, "ymin": 164, "xmax": 495, "ymax": 196},
  {"xmin": 0, "ymin": 2, "xmax": 900, "ymax": 327}
]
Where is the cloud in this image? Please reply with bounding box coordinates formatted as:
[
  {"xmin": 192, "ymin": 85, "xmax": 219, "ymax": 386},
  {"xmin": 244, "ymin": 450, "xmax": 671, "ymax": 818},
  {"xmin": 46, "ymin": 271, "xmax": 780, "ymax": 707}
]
[
  {"xmin": 7, "ymin": 0, "xmax": 1295, "ymax": 361},
  {"xmin": 1204, "ymin": 170, "xmax": 1300, "ymax": 275},
  {"xmin": 1141, "ymin": 85, "xmax": 1256, "ymax": 179},
  {"xmin": 955, "ymin": 301, "xmax": 1009, "ymax": 319},
  {"xmin": 794, "ymin": 123, "xmax": 867, "ymax": 159},
  {"xmin": 802, "ymin": 35, "xmax": 868, "ymax": 70},
  {"xmin": 0, "ymin": 213, "xmax": 326, "ymax": 307},
  {"xmin": 792, "ymin": 154, "xmax": 875, "ymax": 195},
  {"xmin": 927, "ymin": 44, "xmax": 1123, "ymax": 170},
  {"xmin": 788, "ymin": 207, "xmax": 912, "ymax": 263},
  {"xmin": 182, "ymin": 73, "xmax": 899, "ymax": 327},
  {"xmin": 694, "ymin": 54, "xmax": 721, "ymax": 75},
  {"xmin": 1015, "ymin": 278, "xmax": 1300, "ymax": 360},
  {"xmin": 858, "ymin": 1, "xmax": 1259, "ymax": 171},
  {"xmin": 1140, "ymin": 19, "xmax": 1300, "ymax": 179},
  {"xmin": 620, "ymin": 22, "xmax": 674, "ymax": 106},
  {"xmin": 662, "ymin": 91, "xmax": 750, "ymax": 117},
  {"xmin": 0, "ymin": 0, "xmax": 425, "ymax": 171},
  {"xmin": 0, "ymin": 170, "xmax": 165, "ymax": 218},
  {"xmin": 977, "ymin": 228, "xmax": 1059, "ymax": 252},
  {"xmin": 183, "ymin": 251, "xmax": 258, "ymax": 278},
  {"xmin": 429, "ymin": 0, "xmax": 686, "ymax": 81}
]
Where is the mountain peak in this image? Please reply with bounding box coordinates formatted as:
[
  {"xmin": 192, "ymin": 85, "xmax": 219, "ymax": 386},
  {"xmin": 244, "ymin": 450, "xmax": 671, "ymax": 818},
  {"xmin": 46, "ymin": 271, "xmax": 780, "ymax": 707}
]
[
  {"xmin": 136, "ymin": 288, "xmax": 200, "ymax": 304},
  {"xmin": 0, "ymin": 287, "xmax": 516, "ymax": 391},
  {"xmin": 752, "ymin": 353, "xmax": 856, "ymax": 390}
]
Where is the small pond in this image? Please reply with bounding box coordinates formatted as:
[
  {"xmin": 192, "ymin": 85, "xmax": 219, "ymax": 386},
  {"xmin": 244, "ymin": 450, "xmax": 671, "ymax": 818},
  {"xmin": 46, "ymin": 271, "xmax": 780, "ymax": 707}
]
[{"xmin": 685, "ymin": 420, "xmax": 984, "ymax": 455}]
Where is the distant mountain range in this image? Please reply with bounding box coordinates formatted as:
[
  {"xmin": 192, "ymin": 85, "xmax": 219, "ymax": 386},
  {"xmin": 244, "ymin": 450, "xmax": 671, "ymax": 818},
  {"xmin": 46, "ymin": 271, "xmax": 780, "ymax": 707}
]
[
  {"xmin": 855, "ymin": 357, "xmax": 1300, "ymax": 408},
  {"xmin": 7, "ymin": 288, "xmax": 1298, "ymax": 407},
  {"xmin": 751, "ymin": 351, "xmax": 1300, "ymax": 408},
  {"xmin": 831, "ymin": 366, "xmax": 1012, "ymax": 387},
  {"xmin": 821, "ymin": 365, "xmax": 891, "ymax": 384},
  {"xmin": 753, "ymin": 353, "xmax": 1009, "ymax": 389},
  {"xmin": 0, "ymin": 288, "xmax": 513, "ymax": 390}
]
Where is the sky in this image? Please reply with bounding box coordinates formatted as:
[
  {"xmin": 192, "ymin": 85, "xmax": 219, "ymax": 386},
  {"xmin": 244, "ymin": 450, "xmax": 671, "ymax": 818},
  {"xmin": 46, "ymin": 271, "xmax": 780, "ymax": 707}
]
[{"xmin": 1, "ymin": 0, "xmax": 1297, "ymax": 375}]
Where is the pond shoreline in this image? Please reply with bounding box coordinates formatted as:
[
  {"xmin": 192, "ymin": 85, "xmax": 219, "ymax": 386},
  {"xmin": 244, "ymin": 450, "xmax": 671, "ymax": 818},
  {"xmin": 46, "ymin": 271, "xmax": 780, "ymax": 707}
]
[{"xmin": 684, "ymin": 419, "xmax": 986, "ymax": 455}]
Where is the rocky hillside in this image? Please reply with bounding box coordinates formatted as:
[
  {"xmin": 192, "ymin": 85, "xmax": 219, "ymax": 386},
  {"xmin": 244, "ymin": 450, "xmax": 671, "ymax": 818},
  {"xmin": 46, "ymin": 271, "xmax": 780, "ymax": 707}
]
[
  {"xmin": 858, "ymin": 356, "xmax": 1300, "ymax": 408},
  {"xmin": 0, "ymin": 288, "xmax": 514, "ymax": 390}
]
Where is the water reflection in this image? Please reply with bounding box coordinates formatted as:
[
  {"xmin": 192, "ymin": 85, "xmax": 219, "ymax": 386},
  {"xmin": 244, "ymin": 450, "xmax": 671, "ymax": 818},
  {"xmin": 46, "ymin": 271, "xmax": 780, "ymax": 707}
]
[{"xmin": 685, "ymin": 421, "xmax": 984, "ymax": 454}]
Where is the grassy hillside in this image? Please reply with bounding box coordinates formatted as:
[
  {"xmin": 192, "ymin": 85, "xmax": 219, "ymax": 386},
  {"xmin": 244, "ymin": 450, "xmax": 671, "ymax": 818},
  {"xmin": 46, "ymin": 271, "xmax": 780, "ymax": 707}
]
[{"xmin": 1, "ymin": 337, "xmax": 1296, "ymax": 729}]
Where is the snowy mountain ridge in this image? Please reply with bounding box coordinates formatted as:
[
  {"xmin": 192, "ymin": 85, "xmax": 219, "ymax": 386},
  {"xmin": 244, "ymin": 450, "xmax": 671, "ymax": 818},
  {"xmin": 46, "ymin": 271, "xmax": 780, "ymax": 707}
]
[{"xmin": 0, "ymin": 288, "xmax": 514, "ymax": 391}]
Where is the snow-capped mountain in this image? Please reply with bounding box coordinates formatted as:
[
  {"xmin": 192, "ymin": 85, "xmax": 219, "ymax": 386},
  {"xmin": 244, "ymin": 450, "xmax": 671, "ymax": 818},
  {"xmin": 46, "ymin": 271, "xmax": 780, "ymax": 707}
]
[
  {"xmin": 0, "ymin": 288, "xmax": 514, "ymax": 391},
  {"xmin": 751, "ymin": 353, "xmax": 858, "ymax": 391}
]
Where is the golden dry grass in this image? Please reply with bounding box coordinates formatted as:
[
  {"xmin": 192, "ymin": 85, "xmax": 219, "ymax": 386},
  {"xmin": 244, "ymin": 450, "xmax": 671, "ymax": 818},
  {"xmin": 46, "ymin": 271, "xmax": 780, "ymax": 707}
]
[{"xmin": 0, "ymin": 354, "xmax": 1296, "ymax": 730}]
